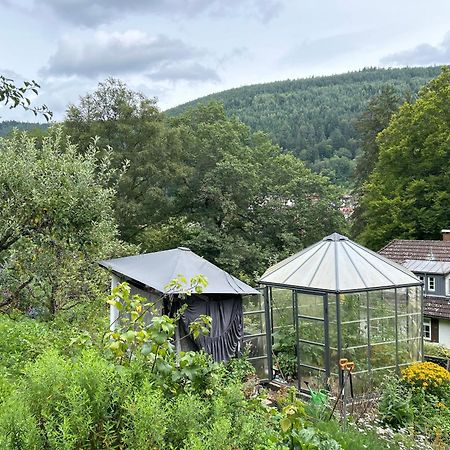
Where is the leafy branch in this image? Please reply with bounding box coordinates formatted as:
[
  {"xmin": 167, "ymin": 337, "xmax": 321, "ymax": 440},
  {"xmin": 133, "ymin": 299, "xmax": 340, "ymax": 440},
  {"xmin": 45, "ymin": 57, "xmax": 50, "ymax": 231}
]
[{"xmin": 0, "ymin": 75, "xmax": 53, "ymax": 121}]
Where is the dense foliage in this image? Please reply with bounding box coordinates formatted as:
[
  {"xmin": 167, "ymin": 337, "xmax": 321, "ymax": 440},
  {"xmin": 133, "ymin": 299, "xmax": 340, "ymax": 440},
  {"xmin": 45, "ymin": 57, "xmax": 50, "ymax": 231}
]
[
  {"xmin": 379, "ymin": 362, "xmax": 450, "ymax": 447},
  {"xmin": 0, "ymin": 127, "xmax": 131, "ymax": 315},
  {"xmin": 168, "ymin": 67, "xmax": 441, "ymax": 185},
  {"xmin": 356, "ymin": 68, "xmax": 450, "ymax": 249},
  {"xmin": 0, "ymin": 309, "xmax": 422, "ymax": 450},
  {"xmin": 65, "ymin": 82, "xmax": 345, "ymax": 278}
]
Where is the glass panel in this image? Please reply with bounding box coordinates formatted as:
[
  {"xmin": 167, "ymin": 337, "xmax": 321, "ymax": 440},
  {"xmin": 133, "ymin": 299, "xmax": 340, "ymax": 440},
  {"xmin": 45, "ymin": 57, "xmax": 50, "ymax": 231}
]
[
  {"xmin": 298, "ymin": 341, "xmax": 325, "ymax": 369},
  {"xmin": 299, "ymin": 366, "xmax": 327, "ymax": 391},
  {"xmin": 370, "ymin": 317, "xmax": 396, "ymax": 343},
  {"xmin": 349, "ymin": 371, "xmax": 372, "ymax": 396},
  {"xmin": 271, "ymin": 288, "xmax": 294, "ymax": 328},
  {"xmin": 407, "ymin": 286, "xmax": 421, "ymax": 314},
  {"xmin": 242, "ymin": 294, "xmax": 264, "ymax": 313},
  {"xmin": 397, "ymin": 287, "xmax": 408, "ymax": 315},
  {"xmin": 342, "ymin": 346, "xmax": 368, "ymax": 372},
  {"xmin": 370, "ymin": 342, "xmax": 396, "ymax": 369},
  {"xmin": 340, "ymin": 292, "xmax": 367, "ymax": 322},
  {"xmin": 398, "ymin": 338, "xmax": 421, "ymax": 365},
  {"xmin": 328, "ymin": 295, "xmax": 338, "ymax": 351},
  {"xmin": 298, "ymin": 317, "xmax": 324, "ymax": 344},
  {"xmin": 408, "ymin": 313, "xmax": 421, "ymax": 340},
  {"xmin": 330, "ymin": 347, "xmax": 340, "ymax": 376},
  {"xmin": 297, "ymin": 293, "xmax": 324, "ymax": 318},
  {"xmin": 271, "ymin": 288, "xmax": 296, "ymax": 379},
  {"xmin": 397, "ymin": 314, "xmax": 421, "ymax": 341},
  {"xmin": 243, "ymin": 312, "xmax": 266, "ymax": 335},
  {"xmin": 342, "ymin": 319, "xmax": 368, "ymax": 348},
  {"xmin": 368, "ymin": 289, "xmax": 396, "ymax": 319},
  {"xmin": 249, "ymin": 357, "xmax": 269, "ymax": 379},
  {"xmin": 242, "ymin": 335, "xmax": 267, "ymax": 358}
]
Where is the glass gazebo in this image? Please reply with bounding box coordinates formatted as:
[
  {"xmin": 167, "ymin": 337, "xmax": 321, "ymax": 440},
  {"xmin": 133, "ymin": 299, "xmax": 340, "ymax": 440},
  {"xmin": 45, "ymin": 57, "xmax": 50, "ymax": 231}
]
[{"xmin": 251, "ymin": 233, "xmax": 423, "ymax": 395}]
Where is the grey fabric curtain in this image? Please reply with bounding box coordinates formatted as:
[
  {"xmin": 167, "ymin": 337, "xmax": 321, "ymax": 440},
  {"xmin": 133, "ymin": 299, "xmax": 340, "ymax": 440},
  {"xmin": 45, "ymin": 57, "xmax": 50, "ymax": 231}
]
[{"xmin": 181, "ymin": 295, "xmax": 243, "ymax": 362}]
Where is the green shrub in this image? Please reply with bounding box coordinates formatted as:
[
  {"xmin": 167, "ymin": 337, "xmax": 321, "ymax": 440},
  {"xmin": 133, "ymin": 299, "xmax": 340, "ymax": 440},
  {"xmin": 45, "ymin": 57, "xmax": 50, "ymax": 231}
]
[
  {"xmin": 423, "ymin": 342, "xmax": 450, "ymax": 359},
  {"xmin": 378, "ymin": 376, "xmax": 414, "ymax": 428},
  {"xmin": 0, "ymin": 349, "xmax": 146, "ymax": 449},
  {"xmin": 165, "ymin": 392, "xmax": 210, "ymax": 447},
  {"xmin": 122, "ymin": 383, "xmax": 168, "ymax": 449},
  {"xmin": 0, "ymin": 316, "xmax": 56, "ymax": 376},
  {"xmin": 0, "ymin": 397, "xmax": 42, "ymax": 450},
  {"xmin": 272, "ymin": 327, "xmax": 297, "ymax": 379},
  {"xmin": 314, "ymin": 420, "xmax": 404, "ymax": 450}
]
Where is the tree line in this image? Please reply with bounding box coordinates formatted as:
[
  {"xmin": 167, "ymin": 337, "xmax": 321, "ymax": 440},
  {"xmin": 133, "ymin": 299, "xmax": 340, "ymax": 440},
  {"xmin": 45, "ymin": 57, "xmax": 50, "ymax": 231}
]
[
  {"xmin": 1, "ymin": 67, "xmax": 449, "ymax": 316},
  {"xmin": 0, "ymin": 79, "xmax": 345, "ymax": 315},
  {"xmin": 169, "ymin": 67, "xmax": 441, "ymax": 186}
]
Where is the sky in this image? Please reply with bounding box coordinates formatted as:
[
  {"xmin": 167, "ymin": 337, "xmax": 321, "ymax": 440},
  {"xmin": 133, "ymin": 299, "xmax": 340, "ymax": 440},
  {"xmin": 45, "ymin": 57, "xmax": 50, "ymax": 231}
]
[{"xmin": 1, "ymin": 0, "xmax": 450, "ymax": 121}]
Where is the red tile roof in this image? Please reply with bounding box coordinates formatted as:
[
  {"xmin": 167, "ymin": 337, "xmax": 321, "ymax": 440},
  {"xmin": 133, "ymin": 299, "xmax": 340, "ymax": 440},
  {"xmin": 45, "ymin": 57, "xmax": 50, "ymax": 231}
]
[
  {"xmin": 424, "ymin": 296, "xmax": 450, "ymax": 320},
  {"xmin": 379, "ymin": 240, "xmax": 450, "ymax": 264},
  {"xmin": 379, "ymin": 239, "xmax": 450, "ymax": 320}
]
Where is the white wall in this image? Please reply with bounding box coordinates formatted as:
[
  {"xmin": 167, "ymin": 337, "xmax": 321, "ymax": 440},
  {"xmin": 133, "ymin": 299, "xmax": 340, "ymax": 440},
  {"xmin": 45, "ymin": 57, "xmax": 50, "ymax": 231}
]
[
  {"xmin": 109, "ymin": 274, "xmax": 121, "ymax": 330},
  {"xmin": 109, "ymin": 275, "xmax": 162, "ymax": 330},
  {"xmin": 439, "ymin": 319, "xmax": 450, "ymax": 348}
]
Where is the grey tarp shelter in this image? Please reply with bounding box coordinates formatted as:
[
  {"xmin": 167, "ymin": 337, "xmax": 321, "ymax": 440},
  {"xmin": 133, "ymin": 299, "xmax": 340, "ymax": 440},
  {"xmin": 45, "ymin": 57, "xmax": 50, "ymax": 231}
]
[
  {"xmin": 258, "ymin": 233, "xmax": 423, "ymax": 394},
  {"xmin": 99, "ymin": 247, "xmax": 259, "ymax": 362}
]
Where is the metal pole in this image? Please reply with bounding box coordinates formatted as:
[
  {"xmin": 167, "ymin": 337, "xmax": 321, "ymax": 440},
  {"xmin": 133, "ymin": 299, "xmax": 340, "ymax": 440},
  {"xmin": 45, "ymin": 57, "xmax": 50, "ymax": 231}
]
[
  {"xmin": 294, "ymin": 291, "xmax": 301, "ymax": 390},
  {"xmin": 420, "ymin": 285, "xmax": 424, "ymax": 361},
  {"xmin": 394, "ymin": 288, "xmax": 399, "ymax": 374},
  {"xmin": 366, "ymin": 291, "xmax": 371, "ymax": 374},
  {"xmin": 336, "ymin": 293, "xmax": 342, "ymax": 390},
  {"xmin": 264, "ymin": 286, "xmax": 273, "ymax": 381},
  {"xmin": 324, "ymin": 293, "xmax": 330, "ymax": 386}
]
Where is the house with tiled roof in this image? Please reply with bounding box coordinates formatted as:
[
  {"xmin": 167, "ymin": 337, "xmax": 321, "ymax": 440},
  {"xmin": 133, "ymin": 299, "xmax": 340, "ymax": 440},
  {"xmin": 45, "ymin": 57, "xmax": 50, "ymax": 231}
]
[{"xmin": 379, "ymin": 230, "xmax": 450, "ymax": 347}]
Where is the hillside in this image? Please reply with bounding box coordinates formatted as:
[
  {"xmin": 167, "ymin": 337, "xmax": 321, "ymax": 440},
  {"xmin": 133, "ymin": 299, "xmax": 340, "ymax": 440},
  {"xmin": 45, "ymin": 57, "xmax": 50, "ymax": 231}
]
[
  {"xmin": 168, "ymin": 66, "xmax": 442, "ymax": 185},
  {"xmin": 0, "ymin": 120, "xmax": 49, "ymax": 137}
]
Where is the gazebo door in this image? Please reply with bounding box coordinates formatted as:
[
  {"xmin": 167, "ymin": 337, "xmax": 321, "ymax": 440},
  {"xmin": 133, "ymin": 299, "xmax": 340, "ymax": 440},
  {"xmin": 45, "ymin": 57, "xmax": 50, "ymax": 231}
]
[{"xmin": 294, "ymin": 291, "xmax": 329, "ymax": 391}]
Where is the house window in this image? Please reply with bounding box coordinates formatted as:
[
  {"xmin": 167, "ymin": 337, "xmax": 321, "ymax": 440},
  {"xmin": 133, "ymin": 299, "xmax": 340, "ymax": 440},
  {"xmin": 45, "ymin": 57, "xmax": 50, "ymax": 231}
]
[
  {"xmin": 428, "ymin": 277, "xmax": 435, "ymax": 291},
  {"xmin": 418, "ymin": 275, "xmax": 424, "ymax": 283},
  {"xmin": 423, "ymin": 318, "xmax": 431, "ymax": 341}
]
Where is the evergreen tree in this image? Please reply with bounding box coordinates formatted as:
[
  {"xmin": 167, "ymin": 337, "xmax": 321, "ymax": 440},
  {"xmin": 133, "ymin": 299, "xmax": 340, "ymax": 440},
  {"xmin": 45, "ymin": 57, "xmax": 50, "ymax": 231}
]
[{"xmin": 356, "ymin": 68, "xmax": 450, "ymax": 249}]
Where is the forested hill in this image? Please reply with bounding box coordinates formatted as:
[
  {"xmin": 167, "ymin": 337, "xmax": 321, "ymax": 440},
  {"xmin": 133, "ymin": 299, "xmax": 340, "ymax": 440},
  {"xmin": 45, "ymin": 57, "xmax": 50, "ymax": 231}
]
[
  {"xmin": 167, "ymin": 66, "xmax": 442, "ymax": 185},
  {"xmin": 0, "ymin": 120, "xmax": 49, "ymax": 137}
]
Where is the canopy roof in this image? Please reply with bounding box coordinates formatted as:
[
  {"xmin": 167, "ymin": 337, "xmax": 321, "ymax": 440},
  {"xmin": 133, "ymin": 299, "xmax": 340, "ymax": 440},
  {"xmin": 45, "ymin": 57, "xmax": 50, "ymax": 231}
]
[
  {"xmin": 99, "ymin": 247, "xmax": 258, "ymax": 295},
  {"xmin": 260, "ymin": 233, "xmax": 421, "ymax": 293}
]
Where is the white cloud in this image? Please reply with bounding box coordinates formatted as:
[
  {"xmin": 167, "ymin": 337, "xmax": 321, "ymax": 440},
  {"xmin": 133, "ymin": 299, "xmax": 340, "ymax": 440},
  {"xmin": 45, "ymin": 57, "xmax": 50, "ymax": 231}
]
[
  {"xmin": 41, "ymin": 30, "xmax": 216, "ymax": 80},
  {"xmin": 147, "ymin": 63, "xmax": 220, "ymax": 82},
  {"xmin": 381, "ymin": 33, "xmax": 450, "ymax": 66},
  {"xmin": 20, "ymin": 0, "xmax": 283, "ymax": 27}
]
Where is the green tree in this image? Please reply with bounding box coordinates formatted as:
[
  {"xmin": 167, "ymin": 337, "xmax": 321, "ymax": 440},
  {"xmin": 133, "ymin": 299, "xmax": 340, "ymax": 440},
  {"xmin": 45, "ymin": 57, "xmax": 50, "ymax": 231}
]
[
  {"xmin": 168, "ymin": 67, "xmax": 441, "ymax": 185},
  {"xmin": 150, "ymin": 102, "xmax": 346, "ymax": 277},
  {"xmin": 351, "ymin": 85, "xmax": 402, "ymax": 237},
  {"xmin": 64, "ymin": 78, "xmax": 184, "ymax": 242},
  {"xmin": 66, "ymin": 81, "xmax": 345, "ymax": 278},
  {"xmin": 354, "ymin": 85, "xmax": 402, "ymax": 187},
  {"xmin": 356, "ymin": 68, "xmax": 450, "ymax": 249},
  {"xmin": 0, "ymin": 127, "xmax": 131, "ymax": 314}
]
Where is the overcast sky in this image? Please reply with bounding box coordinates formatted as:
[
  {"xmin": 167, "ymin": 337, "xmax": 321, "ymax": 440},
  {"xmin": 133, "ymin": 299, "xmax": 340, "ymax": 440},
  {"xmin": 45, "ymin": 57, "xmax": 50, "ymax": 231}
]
[{"xmin": 1, "ymin": 0, "xmax": 450, "ymax": 121}]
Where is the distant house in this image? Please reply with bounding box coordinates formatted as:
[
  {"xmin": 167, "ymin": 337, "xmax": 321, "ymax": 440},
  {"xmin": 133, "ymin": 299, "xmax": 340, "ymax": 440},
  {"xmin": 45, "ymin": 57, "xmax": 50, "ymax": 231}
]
[{"xmin": 379, "ymin": 230, "xmax": 450, "ymax": 347}]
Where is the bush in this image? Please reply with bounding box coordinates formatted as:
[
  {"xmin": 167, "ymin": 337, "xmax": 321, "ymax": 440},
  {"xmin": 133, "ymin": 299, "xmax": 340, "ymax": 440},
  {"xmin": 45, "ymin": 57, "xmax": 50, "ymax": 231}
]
[
  {"xmin": 0, "ymin": 349, "xmax": 144, "ymax": 449},
  {"xmin": 401, "ymin": 361, "xmax": 450, "ymax": 399},
  {"xmin": 423, "ymin": 342, "xmax": 450, "ymax": 359},
  {"xmin": 122, "ymin": 383, "xmax": 168, "ymax": 449},
  {"xmin": 0, "ymin": 316, "xmax": 56, "ymax": 377},
  {"xmin": 378, "ymin": 376, "xmax": 414, "ymax": 428}
]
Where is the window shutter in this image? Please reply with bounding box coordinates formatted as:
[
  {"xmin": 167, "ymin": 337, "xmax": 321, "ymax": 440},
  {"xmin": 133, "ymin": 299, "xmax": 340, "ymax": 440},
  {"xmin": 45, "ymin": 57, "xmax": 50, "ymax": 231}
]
[{"xmin": 431, "ymin": 318, "xmax": 439, "ymax": 343}]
